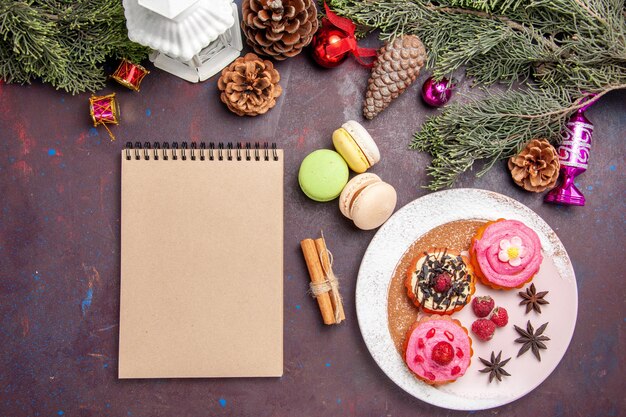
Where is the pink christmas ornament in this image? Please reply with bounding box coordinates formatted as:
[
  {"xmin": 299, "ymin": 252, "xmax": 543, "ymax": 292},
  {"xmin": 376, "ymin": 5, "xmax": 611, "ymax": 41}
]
[
  {"xmin": 421, "ymin": 77, "xmax": 455, "ymax": 107},
  {"xmin": 545, "ymin": 95, "xmax": 596, "ymax": 206}
]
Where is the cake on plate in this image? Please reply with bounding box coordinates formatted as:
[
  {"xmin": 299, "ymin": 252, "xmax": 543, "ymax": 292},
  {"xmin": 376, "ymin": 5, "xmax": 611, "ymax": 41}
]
[
  {"xmin": 405, "ymin": 248, "xmax": 475, "ymax": 314},
  {"xmin": 470, "ymin": 219, "xmax": 542, "ymax": 290},
  {"xmin": 403, "ymin": 314, "xmax": 473, "ymax": 385}
]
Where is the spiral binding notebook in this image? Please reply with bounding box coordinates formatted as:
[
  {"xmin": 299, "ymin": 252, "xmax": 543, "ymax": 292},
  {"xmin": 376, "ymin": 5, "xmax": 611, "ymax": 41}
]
[{"xmin": 119, "ymin": 141, "xmax": 283, "ymax": 378}]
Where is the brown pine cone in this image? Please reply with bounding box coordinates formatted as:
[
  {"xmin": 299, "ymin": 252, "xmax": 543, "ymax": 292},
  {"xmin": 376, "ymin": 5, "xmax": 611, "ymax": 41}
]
[
  {"xmin": 508, "ymin": 139, "xmax": 560, "ymax": 192},
  {"xmin": 363, "ymin": 35, "xmax": 426, "ymax": 120},
  {"xmin": 241, "ymin": 0, "xmax": 318, "ymax": 60},
  {"xmin": 217, "ymin": 53, "xmax": 282, "ymax": 117}
]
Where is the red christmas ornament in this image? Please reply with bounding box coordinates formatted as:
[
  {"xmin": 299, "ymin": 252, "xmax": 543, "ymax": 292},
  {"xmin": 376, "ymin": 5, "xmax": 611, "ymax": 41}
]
[
  {"xmin": 310, "ymin": 3, "xmax": 377, "ymax": 69},
  {"xmin": 312, "ymin": 24, "xmax": 351, "ymax": 68},
  {"xmin": 111, "ymin": 59, "xmax": 149, "ymax": 92}
]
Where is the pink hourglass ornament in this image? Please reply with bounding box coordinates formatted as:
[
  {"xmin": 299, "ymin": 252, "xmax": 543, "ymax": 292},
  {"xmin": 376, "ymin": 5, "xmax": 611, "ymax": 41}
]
[{"xmin": 545, "ymin": 95, "xmax": 596, "ymax": 206}]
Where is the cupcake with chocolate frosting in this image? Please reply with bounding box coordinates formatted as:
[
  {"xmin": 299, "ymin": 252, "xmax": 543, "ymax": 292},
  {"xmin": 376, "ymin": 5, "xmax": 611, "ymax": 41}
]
[{"xmin": 404, "ymin": 248, "xmax": 475, "ymax": 315}]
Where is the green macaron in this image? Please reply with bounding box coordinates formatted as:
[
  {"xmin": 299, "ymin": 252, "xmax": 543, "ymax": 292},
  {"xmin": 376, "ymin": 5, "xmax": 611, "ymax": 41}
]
[{"xmin": 298, "ymin": 150, "xmax": 349, "ymax": 202}]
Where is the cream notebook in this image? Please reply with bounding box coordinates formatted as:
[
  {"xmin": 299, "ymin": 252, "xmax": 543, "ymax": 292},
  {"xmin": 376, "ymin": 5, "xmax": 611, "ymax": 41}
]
[{"xmin": 119, "ymin": 142, "xmax": 283, "ymax": 378}]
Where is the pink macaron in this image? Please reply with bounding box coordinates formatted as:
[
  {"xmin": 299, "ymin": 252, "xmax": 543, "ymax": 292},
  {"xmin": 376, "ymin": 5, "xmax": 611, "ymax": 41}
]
[{"xmin": 339, "ymin": 173, "xmax": 397, "ymax": 230}]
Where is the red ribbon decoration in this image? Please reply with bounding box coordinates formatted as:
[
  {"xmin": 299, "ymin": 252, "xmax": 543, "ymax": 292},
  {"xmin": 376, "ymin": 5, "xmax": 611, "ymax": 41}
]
[{"xmin": 323, "ymin": 2, "xmax": 377, "ymax": 67}]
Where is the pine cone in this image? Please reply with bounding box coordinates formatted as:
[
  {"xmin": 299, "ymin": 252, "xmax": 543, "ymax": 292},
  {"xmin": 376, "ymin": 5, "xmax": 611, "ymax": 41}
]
[
  {"xmin": 363, "ymin": 35, "xmax": 426, "ymax": 120},
  {"xmin": 217, "ymin": 53, "xmax": 282, "ymax": 117},
  {"xmin": 241, "ymin": 0, "xmax": 318, "ymax": 60},
  {"xmin": 508, "ymin": 139, "xmax": 560, "ymax": 192}
]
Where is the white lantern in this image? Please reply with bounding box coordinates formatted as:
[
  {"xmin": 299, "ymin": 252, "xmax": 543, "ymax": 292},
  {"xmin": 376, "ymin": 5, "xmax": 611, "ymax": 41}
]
[{"xmin": 123, "ymin": 0, "xmax": 243, "ymax": 82}]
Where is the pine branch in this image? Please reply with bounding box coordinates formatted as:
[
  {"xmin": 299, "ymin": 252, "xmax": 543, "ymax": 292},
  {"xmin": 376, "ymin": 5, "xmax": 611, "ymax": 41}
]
[
  {"xmin": 330, "ymin": 0, "xmax": 626, "ymax": 189},
  {"xmin": 410, "ymin": 87, "xmax": 571, "ymax": 190},
  {"xmin": 0, "ymin": 0, "xmax": 149, "ymax": 94},
  {"xmin": 411, "ymin": 83, "xmax": 625, "ymax": 190}
]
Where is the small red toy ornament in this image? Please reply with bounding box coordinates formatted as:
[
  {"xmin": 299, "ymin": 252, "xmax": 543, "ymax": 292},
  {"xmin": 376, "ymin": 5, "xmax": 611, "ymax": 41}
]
[
  {"xmin": 421, "ymin": 76, "xmax": 455, "ymax": 107},
  {"xmin": 310, "ymin": 3, "xmax": 376, "ymax": 68},
  {"xmin": 89, "ymin": 93, "xmax": 119, "ymax": 141},
  {"xmin": 111, "ymin": 59, "xmax": 149, "ymax": 92}
]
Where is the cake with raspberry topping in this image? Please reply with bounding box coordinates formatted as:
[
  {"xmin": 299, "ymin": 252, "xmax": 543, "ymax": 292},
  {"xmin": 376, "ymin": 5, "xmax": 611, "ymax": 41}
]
[
  {"xmin": 403, "ymin": 315, "xmax": 473, "ymax": 385},
  {"xmin": 470, "ymin": 219, "xmax": 542, "ymax": 289},
  {"xmin": 404, "ymin": 248, "xmax": 475, "ymax": 314}
]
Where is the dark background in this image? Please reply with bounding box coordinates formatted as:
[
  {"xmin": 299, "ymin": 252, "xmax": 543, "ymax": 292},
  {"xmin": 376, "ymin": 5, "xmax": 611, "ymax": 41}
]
[{"xmin": 1, "ymin": 4, "xmax": 625, "ymax": 416}]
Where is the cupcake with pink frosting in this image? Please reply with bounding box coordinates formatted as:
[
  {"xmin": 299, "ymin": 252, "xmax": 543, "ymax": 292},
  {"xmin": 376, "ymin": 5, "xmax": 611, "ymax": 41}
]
[
  {"xmin": 470, "ymin": 219, "xmax": 543, "ymax": 290},
  {"xmin": 404, "ymin": 315, "xmax": 473, "ymax": 385}
]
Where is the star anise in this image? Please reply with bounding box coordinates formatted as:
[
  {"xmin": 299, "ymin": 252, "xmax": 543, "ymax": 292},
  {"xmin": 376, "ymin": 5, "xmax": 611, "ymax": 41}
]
[
  {"xmin": 478, "ymin": 351, "xmax": 511, "ymax": 383},
  {"xmin": 518, "ymin": 283, "xmax": 549, "ymax": 314},
  {"xmin": 514, "ymin": 320, "xmax": 550, "ymax": 361}
]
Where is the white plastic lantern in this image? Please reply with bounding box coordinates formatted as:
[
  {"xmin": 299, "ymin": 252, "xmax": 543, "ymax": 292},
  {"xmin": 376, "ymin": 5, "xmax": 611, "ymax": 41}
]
[{"xmin": 123, "ymin": 0, "xmax": 243, "ymax": 82}]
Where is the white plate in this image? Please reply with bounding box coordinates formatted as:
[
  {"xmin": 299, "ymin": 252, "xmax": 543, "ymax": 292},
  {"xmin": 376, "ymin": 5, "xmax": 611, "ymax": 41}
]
[{"xmin": 356, "ymin": 189, "xmax": 577, "ymax": 410}]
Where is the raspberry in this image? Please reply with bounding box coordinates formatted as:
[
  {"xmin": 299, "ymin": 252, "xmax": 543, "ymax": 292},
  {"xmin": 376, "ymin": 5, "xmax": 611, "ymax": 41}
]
[
  {"xmin": 433, "ymin": 272, "xmax": 452, "ymax": 292},
  {"xmin": 426, "ymin": 328, "xmax": 436, "ymax": 338},
  {"xmin": 425, "ymin": 371, "xmax": 436, "ymax": 381},
  {"xmin": 456, "ymin": 347, "xmax": 464, "ymax": 358},
  {"xmin": 471, "ymin": 296, "xmax": 495, "ymax": 318},
  {"xmin": 431, "ymin": 341, "xmax": 454, "ymax": 366},
  {"xmin": 490, "ymin": 307, "xmax": 509, "ymax": 327},
  {"xmin": 471, "ymin": 318, "xmax": 496, "ymax": 341},
  {"xmin": 451, "ymin": 366, "xmax": 461, "ymax": 376},
  {"xmin": 414, "ymin": 354, "xmax": 424, "ymax": 363}
]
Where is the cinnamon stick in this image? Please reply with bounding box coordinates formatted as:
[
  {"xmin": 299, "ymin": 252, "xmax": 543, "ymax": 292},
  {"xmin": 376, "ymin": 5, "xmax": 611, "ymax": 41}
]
[
  {"xmin": 315, "ymin": 237, "xmax": 345, "ymax": 324},
  {"xmin": 300, "ymin": 239, "xmax": 335, "ymax": 325}
]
